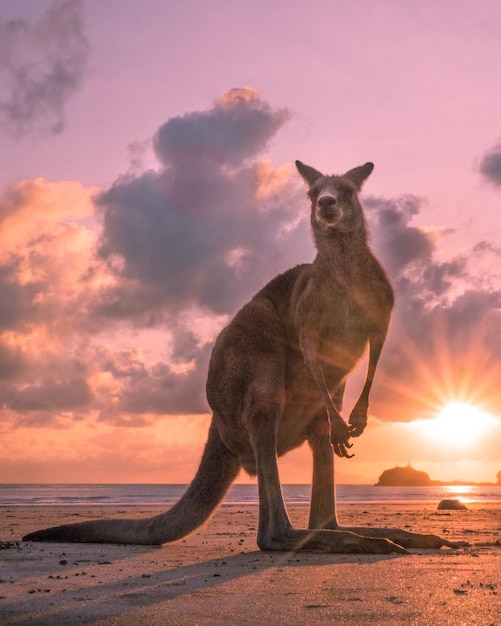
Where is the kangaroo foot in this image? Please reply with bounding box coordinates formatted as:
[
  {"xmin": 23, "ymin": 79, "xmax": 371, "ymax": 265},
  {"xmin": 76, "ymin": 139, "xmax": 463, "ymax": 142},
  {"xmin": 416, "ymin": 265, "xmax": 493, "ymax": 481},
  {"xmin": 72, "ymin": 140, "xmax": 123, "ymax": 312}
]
[
  {"xmin": 340, "ymin": 526, "xmax": 458, "ymax": 549},
  {"xmin": 258, "ymin": 528, "xmax": 408, "ymax": 554}
]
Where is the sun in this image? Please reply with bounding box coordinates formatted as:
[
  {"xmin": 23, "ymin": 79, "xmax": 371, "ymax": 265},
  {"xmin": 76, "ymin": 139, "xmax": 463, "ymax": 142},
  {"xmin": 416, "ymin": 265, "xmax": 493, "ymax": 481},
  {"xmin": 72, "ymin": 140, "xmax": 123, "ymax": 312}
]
[{"xmin": 413, "ymin": 402, "xmax": 498, "ymax": 448}]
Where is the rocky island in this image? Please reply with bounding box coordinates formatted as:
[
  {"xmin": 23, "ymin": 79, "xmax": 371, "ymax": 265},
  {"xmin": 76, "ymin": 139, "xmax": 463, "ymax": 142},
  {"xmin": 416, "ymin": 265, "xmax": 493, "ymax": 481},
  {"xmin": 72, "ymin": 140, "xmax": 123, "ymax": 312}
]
[
  {"xmin": 375, "ymin": 465, "xmax": 501, "ymax": 487},
  {"xmin": 375, "ymin": 465, "xmax": 434, "ymax": 486}
]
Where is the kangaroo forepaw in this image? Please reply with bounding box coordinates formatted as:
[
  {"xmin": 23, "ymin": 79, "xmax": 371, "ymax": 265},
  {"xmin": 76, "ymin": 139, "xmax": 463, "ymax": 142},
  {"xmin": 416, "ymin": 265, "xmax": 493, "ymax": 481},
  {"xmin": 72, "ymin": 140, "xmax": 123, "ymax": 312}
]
[
  {"xmin": 333, "ymin": 440, "xmax": 354, "ymax": 458},
  {"xmin": 348, "ymin": 408, "xmax": 367, "ymax": 438},
  {"xmin": 330, "ymin": 415, "xmax": 355, "ymax": 458}
]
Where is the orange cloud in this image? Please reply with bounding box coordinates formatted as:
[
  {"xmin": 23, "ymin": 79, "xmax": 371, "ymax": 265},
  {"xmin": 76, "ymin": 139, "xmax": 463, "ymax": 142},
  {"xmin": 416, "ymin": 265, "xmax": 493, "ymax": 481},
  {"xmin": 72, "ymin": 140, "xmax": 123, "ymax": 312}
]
[
  {"xmin": 0, "ymin": 178, "xmax": 95, "ymax": 252},
  {"xmin": 217, "ymin": 86, "xmax": 260, "ymax": 107}
]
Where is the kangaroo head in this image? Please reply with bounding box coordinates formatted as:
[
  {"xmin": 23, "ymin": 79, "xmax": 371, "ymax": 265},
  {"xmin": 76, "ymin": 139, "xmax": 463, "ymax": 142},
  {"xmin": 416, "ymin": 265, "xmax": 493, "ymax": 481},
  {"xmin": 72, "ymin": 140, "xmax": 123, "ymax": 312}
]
[{"xmin": 296, "ymin": 160, "xmax": 373, "ymax": 235}]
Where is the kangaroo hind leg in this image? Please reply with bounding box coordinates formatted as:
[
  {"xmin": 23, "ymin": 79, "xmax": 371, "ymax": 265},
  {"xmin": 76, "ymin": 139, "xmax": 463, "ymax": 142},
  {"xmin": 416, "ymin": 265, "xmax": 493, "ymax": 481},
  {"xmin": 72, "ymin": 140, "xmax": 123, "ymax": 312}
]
[{"xmin": 243, "ymin": 366, "xmax": 403, "ymax": 554}]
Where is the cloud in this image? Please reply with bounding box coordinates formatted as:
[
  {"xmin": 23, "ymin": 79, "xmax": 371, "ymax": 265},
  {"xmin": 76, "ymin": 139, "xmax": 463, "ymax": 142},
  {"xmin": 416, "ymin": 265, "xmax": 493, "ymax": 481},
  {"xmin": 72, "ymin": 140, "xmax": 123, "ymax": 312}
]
[
  {"xmin": 0, "ymin": 0, "xmax": 89, "ymax": 137},
  {"xmin": 94, "ymin": 88, "xmax": 306, "ymax": 323},
  {"xmin": 154, "ymin": 87, "xmax": 291, "ymax": 169},
  {"xmin": 5, "ymin": 375, "xmax": 92, "ymax": 415},
  {"xmin": 365, "ymin": 195, "xmax": 469, "ymax": 303},
  {"xmin": 0, "ymin": 177, "xmax": 106, "ymax": 428},
  {"xmin": 479, "ymin": 141, "xmax": 501, "ymax": 187},
  {"xmin": 363, "ymin": 196, "xmax": 501, "ymax": 420},
  {"xmin": 0, "ymin": 339, "xmax": 25, "ymax": 380},
  {"xmin": 100, "ymin": 346, "xmax": 211, "ymax": 420},
  {"xmin": 0, "ymin": 89, "xmax": 311, "ymax": 427},
  {"xmin": 0, "ymin": 88, "xmax": 499, "ymax": 439},
  {"xmin": 0, "ymin": 178, "xmax": 97, "ymax": 336}
]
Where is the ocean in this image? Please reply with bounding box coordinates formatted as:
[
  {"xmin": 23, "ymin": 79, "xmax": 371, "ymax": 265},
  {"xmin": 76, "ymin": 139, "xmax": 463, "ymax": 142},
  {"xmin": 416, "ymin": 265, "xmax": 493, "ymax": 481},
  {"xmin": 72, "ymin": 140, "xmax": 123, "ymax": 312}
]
[{"xmin": 1, "ymin": 483, "xmax": 500, "ymax": 507}]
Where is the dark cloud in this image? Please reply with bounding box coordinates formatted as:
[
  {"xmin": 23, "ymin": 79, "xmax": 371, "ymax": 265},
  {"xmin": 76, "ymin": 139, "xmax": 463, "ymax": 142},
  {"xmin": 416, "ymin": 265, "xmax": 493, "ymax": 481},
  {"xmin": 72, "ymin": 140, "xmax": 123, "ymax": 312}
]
[
  {"xmin": 0, "ymin": 261, "xmax": 41, "ymax": 331},
  {"xmin": 154, "ymin": 87, "xmax": 291, "ymax": 169},
  {"xmin": 63, "ymin": 342, "xmax": 212, "ymax": 427},
  {"xmin": 480, "ymin": 149, "xmax": 501, "ymax": 187},
  {"xmin": 479, "ymin": 141, "xmax": 501, "ymax": 187},
  {"xmin": 0, "ymin": 340, "xmax": 25, "ymax": 380},
  {"xmin": 5, "ymin": 376, "xmax": 92, "ymax": 413},
  {"xmin": 365, "ymin": 195, "xmax": 435, "ymax": 272},
  {"xmin": 0, "ymin": 0, "xmax": 89, "ymax": 137},
  {"xmin": 365, "ymin": 195, "xmax": 470, "ymax": 303},
  {"xmin": 100, "ymin": 345, "xmax": 212, "ymax": 421},
  {"xmin": 82, "ymin": 89, "xmax": 305, "ymax": 420},
  {"xmin": 94, "ymin": 89, "xmax": 309, "ymax": 323},
  {"xmin": 168, "ymin": 324, "xmax": 204, "ymax": 365},
  {"xmin": 0, "ymin": 350, "xmax": 93, "ymax": 428}
]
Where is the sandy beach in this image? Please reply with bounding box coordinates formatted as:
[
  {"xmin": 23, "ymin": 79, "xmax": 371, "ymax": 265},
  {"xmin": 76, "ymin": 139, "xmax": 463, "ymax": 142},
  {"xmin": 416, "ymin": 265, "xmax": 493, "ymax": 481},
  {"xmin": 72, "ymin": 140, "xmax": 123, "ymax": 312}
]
[{"xmin": 1, "ymin": 502, "xmax": 500, "ymax": 625}]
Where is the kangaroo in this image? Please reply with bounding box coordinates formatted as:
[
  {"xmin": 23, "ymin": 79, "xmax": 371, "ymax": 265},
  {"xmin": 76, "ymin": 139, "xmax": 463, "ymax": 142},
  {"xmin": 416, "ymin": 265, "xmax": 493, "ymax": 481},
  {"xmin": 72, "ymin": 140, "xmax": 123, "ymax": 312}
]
[{"xmin": 24, "ymin": 161, "xmax": 454, "ymax": 553}]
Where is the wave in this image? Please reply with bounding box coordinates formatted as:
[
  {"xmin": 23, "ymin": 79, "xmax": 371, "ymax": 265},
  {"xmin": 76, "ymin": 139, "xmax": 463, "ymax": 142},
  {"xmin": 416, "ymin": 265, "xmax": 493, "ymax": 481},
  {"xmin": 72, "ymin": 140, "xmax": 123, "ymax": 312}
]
[{"xmin": 1, "ymin": 483, "xmax": 501, "ymax": 507}]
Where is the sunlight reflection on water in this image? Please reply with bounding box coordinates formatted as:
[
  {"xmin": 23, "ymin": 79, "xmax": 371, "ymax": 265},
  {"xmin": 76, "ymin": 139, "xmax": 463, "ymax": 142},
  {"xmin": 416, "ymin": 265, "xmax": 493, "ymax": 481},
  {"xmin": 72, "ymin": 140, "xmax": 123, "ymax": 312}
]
[{"xmin": 444, "ymin": 484, "xmax": 476, "ymax": 501}]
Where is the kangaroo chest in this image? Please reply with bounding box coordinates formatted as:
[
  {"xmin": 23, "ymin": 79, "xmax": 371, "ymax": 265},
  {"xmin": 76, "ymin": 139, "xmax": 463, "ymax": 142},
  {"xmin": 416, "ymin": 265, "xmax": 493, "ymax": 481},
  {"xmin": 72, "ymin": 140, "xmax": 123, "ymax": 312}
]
[
  {"xmin": 321, "ymin": 296, "xmax": 370, "ymax": 366},
  {"xmin": 304, "ymin": 271, "xmax": 385, "ymax": 375}
]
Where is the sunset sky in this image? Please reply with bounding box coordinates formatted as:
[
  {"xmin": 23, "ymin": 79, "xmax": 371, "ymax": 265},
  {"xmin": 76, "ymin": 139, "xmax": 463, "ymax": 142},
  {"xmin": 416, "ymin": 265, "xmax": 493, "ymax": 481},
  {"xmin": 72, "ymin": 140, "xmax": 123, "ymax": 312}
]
[{"xmin": 0, "ymin": 0, "xmax": 500, "ymax": 485}]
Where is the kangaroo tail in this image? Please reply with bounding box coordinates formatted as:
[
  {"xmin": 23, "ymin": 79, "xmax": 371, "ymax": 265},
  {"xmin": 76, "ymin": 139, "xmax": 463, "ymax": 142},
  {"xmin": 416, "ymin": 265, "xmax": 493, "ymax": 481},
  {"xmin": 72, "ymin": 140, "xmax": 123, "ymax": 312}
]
[{"xmin": 23, "ymin": 422, "xmax": 240, "ymax": 545}]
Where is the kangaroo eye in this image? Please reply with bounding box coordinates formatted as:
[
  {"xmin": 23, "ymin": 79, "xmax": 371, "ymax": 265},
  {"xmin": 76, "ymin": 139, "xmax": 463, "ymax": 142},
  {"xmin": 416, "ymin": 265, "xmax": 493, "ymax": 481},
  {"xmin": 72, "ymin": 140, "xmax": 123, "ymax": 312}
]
[{"xmin": 340, "ymin": 187, "xmax": 354, "ymax": 200}]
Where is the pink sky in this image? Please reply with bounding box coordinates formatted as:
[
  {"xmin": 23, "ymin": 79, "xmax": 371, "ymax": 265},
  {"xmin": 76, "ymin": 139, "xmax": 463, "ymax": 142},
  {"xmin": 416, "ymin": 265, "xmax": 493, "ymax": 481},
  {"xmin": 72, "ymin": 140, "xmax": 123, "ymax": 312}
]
[{"xmin": 0, "ymin": 0, "xmax": 500, "ymax": 485}]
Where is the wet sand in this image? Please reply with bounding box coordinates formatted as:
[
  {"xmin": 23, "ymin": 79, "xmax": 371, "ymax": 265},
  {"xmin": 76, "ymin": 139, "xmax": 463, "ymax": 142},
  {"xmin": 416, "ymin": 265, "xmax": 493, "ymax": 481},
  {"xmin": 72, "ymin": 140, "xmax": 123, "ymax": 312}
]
[{"xmin": 1, "ymin": 502, "xmax": 500, "ymax": 625}]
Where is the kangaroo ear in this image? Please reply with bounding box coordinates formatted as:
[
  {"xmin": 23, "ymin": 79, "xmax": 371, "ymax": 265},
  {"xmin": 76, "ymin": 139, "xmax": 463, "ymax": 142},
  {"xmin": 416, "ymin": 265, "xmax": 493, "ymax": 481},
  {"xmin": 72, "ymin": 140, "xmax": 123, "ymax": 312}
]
[
  {"xmin": 343, "ymin": 162, "xmax": 374, "ymax": 190},
  {"xmin": 295, "ymin": 161, "xmax": 324, "ymax": 187}
]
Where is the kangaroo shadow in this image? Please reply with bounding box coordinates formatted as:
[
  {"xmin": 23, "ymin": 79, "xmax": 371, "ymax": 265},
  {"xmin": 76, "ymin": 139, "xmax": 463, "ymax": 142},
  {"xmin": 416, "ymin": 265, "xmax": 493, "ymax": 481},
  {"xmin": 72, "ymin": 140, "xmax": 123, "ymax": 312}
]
[{"xmin": 6, "ymin": 546, "xmax": 406, "ymax": 624}]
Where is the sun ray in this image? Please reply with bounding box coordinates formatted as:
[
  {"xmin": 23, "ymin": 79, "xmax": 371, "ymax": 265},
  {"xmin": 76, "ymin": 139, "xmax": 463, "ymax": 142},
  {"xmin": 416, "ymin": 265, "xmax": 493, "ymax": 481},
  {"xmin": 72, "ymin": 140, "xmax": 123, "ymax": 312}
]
[{"xmin": 376, "ymin": 305, "xmax": 501, "ymax": 422}]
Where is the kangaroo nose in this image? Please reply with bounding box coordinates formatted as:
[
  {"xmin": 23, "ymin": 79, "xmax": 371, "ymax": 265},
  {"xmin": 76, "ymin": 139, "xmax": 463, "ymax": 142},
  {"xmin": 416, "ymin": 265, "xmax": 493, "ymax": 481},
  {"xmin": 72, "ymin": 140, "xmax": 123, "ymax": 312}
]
[{"xmin": 318, "ymin": 195, "xmax": 336, "ymax": 207}]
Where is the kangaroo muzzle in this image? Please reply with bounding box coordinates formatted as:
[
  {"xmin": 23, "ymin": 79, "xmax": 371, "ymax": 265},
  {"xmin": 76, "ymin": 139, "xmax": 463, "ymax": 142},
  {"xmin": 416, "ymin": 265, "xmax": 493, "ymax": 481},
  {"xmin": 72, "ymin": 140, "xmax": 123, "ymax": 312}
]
[{"xmin": 316, "ymin": 189, "xmax": 341, "ymax": 225}]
